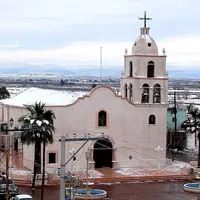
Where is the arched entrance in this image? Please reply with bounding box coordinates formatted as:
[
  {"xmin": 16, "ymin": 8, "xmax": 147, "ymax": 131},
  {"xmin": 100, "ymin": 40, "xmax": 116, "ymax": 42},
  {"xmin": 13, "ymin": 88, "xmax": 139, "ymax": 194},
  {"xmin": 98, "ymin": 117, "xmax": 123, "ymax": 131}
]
[{"xmin": 93, "ymin": 139, "xmax": 113, "ymax": 168}]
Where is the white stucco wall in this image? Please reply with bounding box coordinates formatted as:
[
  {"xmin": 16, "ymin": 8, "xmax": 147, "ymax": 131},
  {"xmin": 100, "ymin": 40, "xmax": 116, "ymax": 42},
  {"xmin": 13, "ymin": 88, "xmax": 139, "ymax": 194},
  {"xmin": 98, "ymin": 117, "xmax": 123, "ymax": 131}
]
[
  {"xmin": 124, "ymin": 55, "xmax": 167, "ymax": 78},
  {"xmin": 120, "ymin": 53, "xmax": 168, "ymax": 106},
  {"xmin": 1, "ymin": 86, "xmax": 167, "ymax": 171}
]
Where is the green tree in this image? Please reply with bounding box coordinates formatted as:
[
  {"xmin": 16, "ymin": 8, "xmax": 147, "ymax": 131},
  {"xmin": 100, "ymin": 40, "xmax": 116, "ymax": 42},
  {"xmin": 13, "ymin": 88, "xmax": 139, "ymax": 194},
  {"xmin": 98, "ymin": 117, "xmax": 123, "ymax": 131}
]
[
  {"xmin": 0, "ymin": 86, "xmax": 10, "ymax": 99},
  {"xmin": 182, "ymin": 104, "xmax": 200, "ymax": 167},
  {"xmin": 18, "ymin": 102, "xmax": 56, "ymax": 191}
]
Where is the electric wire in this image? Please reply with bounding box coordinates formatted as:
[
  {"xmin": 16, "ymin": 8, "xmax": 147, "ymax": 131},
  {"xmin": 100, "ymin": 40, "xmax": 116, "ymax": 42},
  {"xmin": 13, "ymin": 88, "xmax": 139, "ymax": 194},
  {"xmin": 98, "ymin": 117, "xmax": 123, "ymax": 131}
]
[{"xmin": 0, "ymin": 127, "xmax": 198, "ymax": 196}]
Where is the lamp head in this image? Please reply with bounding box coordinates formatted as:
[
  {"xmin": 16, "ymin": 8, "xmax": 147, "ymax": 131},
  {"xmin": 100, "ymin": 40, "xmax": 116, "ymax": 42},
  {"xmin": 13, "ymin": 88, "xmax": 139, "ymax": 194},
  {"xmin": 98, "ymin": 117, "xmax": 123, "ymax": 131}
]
[{"xmin": 10, "ymin": 118, "xmax": 14, "ymax": 128}]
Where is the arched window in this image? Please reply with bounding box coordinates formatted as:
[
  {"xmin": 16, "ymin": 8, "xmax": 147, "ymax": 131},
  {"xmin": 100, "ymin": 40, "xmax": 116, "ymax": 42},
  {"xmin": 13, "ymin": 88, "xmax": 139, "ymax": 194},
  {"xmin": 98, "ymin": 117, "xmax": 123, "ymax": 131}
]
[
  {"xmin": 153, "ymin": 84, "xmax": 161, "ymax": 103},
  {"xmin": 124, "ymin": 84, "xmax": 128, "ymax": 98},
  {"xmin": 141, "ymin": 84, "xmax": 149, "ymax": 103},
  {"xmin": 98, "ymin": 111, "xmax": 107, "ymax": 127},
  {"xmin": 129, "ymin": 83, "xmax": 133, "ymax": 101},
  {"xmin": 129, "ymin": 61, "xmax": 133, "ymax": 77},
  {"xmin": 149, "ymin": 115, "xmax": 156, "ymax": 125},
  {"xmin": 147, "ymin": 61, "xmax": 154, "ymax": 78}
]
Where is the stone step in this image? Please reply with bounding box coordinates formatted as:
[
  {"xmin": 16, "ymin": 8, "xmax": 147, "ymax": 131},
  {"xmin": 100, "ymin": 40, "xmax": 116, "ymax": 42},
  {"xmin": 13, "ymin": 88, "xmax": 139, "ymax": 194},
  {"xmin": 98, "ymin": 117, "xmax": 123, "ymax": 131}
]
[
  {"xmin": 14, "ymin": 178, "xmax": 60, "ymax": 187},
  {"xmin": 12, "ymin": 174, "xmax": 193, "ymax": 187},
  {"xmin": 81, "ymin": 175, "xmax": 192, "ymax": 184}
]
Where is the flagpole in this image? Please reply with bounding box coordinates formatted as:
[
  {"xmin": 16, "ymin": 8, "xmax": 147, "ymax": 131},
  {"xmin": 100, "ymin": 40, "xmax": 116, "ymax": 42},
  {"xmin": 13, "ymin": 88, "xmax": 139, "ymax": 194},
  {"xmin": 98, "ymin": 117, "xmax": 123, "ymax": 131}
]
[{"xmin": 100, "ymin": 47, "xmax": 102, "ymax": 84}]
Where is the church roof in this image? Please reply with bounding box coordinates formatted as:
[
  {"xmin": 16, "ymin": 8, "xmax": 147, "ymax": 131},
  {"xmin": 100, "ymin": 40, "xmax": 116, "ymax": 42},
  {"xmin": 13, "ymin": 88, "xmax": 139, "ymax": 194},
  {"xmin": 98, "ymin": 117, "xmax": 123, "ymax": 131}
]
[
  {"xmin": 132, "ymin": 11, "xmax": 158, "ymax": 56},
  {"xmin": 0, "ymin": 87, "xmax": 86, "ymax": 106},
  {"xmin": 0, "ymin": 86, "xmax": 129, "ymax": 107},
  {"xmin": 132, "ymin": 33, "xmax": 158, "ymax": 55}
]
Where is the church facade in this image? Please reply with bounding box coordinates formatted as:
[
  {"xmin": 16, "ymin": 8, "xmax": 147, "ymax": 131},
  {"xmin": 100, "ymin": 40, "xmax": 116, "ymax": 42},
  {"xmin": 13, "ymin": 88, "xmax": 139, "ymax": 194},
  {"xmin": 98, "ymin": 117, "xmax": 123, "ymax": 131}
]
[{"xmin": 0, "ymin": 13, "xmax": 168, "ymax": 171}]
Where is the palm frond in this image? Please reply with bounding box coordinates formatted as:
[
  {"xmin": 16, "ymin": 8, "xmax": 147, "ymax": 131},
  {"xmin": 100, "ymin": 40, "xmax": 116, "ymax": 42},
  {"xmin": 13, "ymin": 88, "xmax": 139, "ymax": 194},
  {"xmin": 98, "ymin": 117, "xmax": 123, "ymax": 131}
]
[{"xmin": 18, "ymin": 102, "xmax": 56, "ymax": 145}]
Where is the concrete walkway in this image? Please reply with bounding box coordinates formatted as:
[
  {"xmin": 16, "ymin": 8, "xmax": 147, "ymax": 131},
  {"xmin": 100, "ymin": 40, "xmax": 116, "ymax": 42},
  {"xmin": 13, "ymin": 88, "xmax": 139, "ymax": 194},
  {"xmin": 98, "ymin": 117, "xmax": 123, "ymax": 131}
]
[
  {"xmin": 0, "ymin": 152, "xmax": 195, "ymax": 187},
  {"xmin": 8, "ymin": 166, "xmax": 194, "ymax": 187}
]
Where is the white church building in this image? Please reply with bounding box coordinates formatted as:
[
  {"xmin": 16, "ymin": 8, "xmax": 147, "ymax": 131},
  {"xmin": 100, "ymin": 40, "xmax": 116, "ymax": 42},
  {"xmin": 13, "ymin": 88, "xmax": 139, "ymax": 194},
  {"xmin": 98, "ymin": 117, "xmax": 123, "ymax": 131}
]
[{"xmin": 0, "ymin": 12, "xmax": 168, "ymax": 171}]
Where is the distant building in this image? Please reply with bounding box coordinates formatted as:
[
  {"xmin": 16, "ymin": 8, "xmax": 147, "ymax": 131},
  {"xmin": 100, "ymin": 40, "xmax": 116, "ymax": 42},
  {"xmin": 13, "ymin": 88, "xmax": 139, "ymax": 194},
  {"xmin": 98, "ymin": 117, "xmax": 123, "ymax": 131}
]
[
  {"xmin": 167, "ymin": 105, "xmax": 187, "ymax": 150},
  {"xmin": 167, "ymin": 106, "xmax": 187, "ymax": 132}
]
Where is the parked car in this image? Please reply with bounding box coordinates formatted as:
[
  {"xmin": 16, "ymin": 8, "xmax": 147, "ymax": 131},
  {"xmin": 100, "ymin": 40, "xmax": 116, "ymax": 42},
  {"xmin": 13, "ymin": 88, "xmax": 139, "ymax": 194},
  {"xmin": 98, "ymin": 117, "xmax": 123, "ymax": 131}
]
[
  {"xmin": 0, "ymin": 177, "xmax": 19, "ymax": 197},
  {"xmin": 10, "ymin": 194, "xmax": 34, "ymax": 200}
]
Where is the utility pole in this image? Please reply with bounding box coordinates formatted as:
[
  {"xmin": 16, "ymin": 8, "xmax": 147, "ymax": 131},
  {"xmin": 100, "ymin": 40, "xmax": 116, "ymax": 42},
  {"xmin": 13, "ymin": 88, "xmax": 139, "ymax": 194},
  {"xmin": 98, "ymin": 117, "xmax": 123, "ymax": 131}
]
[
  {"xmin": 0, "ymin": 117, "xmax": 28, "ymax": 200},
  {"xmin": 195, "ymin": 107, "xmax": 200, "ymax": 168},
  {"xmin": 3, "ymin": 125, "xmax": 28, "ymax": 200},
  {"xmin": 60, "ymin": 136, "xmax": 66, "ymax": 200},
  {"xmin": 172, "ymin": 91, "xmax": 177, "ymax": 161},
  {"xmin": 9, "ymin": 133, "xmax": 13, "ymax": 168},
  {"xmin": 174, "ymin": 91, "xmax": 177, "ymax": 144},
  {"xmin": 197, "ymin": 116, "xmax": 200, "ymax": 167},
  {"xmin": 85, "ymin": 149, "xmax": 90, "ymax": 200},
  {"xmin": 41, "ymin": 132, "xmax": 46, "ymax": 200},
  {"xmin": 5, "ymin": 135, "xmax": 9, "ymax": 200},
  {"xmin": 59, "ymin": 135, "xmax": 105, "ymax": 200}
]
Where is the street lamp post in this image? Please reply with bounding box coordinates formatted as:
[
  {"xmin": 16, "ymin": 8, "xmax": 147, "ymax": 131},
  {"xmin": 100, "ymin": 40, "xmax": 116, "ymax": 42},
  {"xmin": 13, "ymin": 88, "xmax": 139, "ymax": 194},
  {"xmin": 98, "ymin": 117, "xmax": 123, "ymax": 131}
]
[
  {"xmin": 5, "ymin": 135, "xmax": 9, "ymax": 200},
  {"xmin": 9, "ymin": 118, "xmax": 14, "ymax": 169},
  {"xmin": 85, "ymin": 149, "xmax": 90, "ymax": 200},
  {"xmin": 1, "ymin": 118, "xmax": 28, "ymax": 200},
  {"xmin": 155, "ymin": 146, "xmax": 163, "ymax": 169},
  {"xmin": 5, "ymin": 117, "xmax": 14, "ymax": 200}
]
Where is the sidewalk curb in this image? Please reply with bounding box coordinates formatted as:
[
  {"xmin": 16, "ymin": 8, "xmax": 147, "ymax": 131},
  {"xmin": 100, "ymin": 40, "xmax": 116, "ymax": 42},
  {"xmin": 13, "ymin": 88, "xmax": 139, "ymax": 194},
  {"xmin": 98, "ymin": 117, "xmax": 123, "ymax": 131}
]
[
  {"xmin": 82, "ymin": 175, "xmax": 193, "ymax": 184},
  {"xmin": 13, "ymin": 175, "xmax": 194, "ymax": 187}
]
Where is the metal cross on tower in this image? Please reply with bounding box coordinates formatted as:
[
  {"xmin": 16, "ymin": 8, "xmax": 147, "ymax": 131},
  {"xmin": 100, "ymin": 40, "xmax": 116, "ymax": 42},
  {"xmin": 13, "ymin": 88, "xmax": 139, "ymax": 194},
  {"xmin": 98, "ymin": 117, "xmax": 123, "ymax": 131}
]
[{"xmin": 138, "ymin": 11, "xmax": 152, "ymax": 28}]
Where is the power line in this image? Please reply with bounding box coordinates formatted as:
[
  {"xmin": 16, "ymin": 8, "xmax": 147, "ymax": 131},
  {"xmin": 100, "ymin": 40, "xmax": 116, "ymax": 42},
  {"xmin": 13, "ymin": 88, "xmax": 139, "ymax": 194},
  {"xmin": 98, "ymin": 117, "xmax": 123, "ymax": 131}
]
[{"xmin": 2, "ymin": 127, "xmax": 193, "ymax": 185}]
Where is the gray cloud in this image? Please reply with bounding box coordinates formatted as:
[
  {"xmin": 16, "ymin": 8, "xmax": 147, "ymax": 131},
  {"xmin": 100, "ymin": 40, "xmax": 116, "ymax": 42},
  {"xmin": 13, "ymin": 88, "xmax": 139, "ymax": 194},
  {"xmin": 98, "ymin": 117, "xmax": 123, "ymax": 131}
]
[{"xmin": 0, "ymin": 0, "xmax": 198, "ymax": 68}]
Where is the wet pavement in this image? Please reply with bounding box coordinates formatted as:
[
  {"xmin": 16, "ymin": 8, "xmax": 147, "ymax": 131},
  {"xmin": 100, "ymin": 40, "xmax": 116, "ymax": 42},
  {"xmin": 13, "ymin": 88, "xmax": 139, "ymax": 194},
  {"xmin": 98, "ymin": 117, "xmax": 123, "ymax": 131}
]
[{"xmin": 19, "ymin": 181, "xmax": 200, "ymax": 200}]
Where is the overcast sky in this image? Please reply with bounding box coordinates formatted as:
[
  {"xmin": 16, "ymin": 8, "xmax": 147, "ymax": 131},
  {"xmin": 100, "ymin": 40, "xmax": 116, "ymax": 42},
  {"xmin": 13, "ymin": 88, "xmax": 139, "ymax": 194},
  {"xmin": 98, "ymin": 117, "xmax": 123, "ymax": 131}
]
[{"xmin": 0, "ymin": 0, "xmax": 199, "ymax": 69}]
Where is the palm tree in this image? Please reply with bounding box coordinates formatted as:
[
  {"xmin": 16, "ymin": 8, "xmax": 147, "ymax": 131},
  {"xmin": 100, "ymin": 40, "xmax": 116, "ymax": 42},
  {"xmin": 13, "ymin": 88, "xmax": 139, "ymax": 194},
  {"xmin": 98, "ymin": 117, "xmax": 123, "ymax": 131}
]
[
  {"xmin": 182, "ymin": 104, "xmax": 200, "ymax": 167},
  {"xmin": 18, "ymin": 102, "xmax": 55, "ymax": 191}
]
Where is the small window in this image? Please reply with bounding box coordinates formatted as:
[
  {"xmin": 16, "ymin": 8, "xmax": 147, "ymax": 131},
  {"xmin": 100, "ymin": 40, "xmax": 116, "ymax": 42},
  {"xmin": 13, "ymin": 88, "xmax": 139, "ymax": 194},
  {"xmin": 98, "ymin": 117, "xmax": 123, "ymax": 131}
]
[
  {"xmin": 98, "ymin": 111, "xmax": 107, "ymax": 127},
  {"xmin": 147, "ymin": 61, "xmax": 155, "ymax": 78},
  {"xmin": 148, "ymin": 43, "xmax": 151, "ymax": 47},
  {"xmin": 49, "ymin": 153, "xmax": 56, "ymax": 164},
  {"xmin": 172, "ymin": 117, "xmax": 176, "ymax": 123},
  {"xmin": 124, "ymin": 84, "xmax": 128, "ymax": 98},
  {"xmin": 149, "ymin": 115, "xmax": 156, "ymax": 125},
  {"xmin": 129, "ymin": 61, "xmax": 133, "ymax": 77}
]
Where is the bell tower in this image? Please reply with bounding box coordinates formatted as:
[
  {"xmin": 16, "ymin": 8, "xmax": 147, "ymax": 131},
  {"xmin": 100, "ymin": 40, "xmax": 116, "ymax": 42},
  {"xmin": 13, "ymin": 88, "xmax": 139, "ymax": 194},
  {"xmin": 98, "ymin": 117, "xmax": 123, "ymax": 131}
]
[{"xmin": 120, "ymin": 11, "xmax": 168, "ymax": 105}]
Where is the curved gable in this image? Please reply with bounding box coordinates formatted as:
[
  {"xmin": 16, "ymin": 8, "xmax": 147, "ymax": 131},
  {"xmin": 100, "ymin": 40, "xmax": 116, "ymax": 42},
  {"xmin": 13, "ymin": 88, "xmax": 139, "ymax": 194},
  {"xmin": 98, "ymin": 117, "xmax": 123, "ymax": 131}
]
[
  {"xmin": 61, "ymin": 85, "xmax": 132, "ymax": 108},
  {"xmin": 88, "ymin": 85, "xmax": 118, "ymax": 97}
]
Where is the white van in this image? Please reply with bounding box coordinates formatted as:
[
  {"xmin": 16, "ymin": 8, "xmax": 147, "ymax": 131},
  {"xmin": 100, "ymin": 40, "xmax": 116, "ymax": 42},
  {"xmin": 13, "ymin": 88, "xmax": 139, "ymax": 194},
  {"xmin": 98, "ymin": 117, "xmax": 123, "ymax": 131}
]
[{"xmin": 10, "ymin": 194, "xmax": 34, "ymax": 200}]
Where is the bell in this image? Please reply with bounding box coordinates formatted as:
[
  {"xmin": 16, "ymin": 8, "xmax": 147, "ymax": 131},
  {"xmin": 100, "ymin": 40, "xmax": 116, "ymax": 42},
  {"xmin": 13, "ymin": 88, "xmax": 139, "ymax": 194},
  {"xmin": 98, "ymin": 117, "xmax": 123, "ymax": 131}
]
[
  {"xmin": 143, "ymin": 92, "xmax": 148, "ymax": 96},
  {"xmin": 154, "ymin": 92, "xmax": 160, "ymax": 97},
  {"xmin": 154, "ymin": 93, "xmax": 160, "ymax": 103}
]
